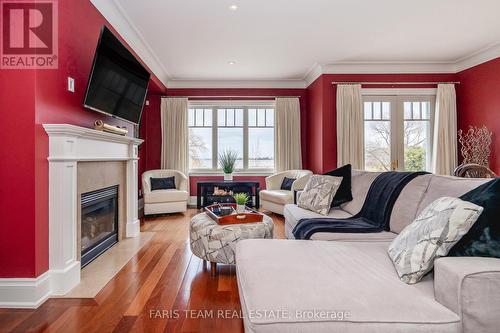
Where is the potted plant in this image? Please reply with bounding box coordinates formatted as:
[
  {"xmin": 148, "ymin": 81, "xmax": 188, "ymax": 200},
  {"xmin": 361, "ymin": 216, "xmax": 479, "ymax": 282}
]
[
  {"xmin": 233, "ymin": 192, "xmax": 249, "ymax": 213},
  {"xmin": 219, "ymin": 149, "xmax": 238, "ymax": 181}
]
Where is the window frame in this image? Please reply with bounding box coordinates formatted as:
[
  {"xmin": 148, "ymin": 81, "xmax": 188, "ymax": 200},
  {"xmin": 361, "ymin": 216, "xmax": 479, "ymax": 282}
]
[
  {"xmin": 188, "ymin": 101, "xmax": 276, "ymax": 175},
  {"xmin": 361, "ymin": 89, "xmax": 436, "ymax": 172}
]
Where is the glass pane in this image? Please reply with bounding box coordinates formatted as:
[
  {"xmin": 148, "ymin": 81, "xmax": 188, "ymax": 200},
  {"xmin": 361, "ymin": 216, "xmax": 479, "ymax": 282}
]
[
  {"xmin": 266, "ymin": 109, "xmax": 274, "ymax": 126},
  {"xmin": 382, "ymin": 102, "xmax": 390, "ymax": 120},
  {"xmin": 218, "ymin": 128, "xmax": 243, "ymax": 169},
  {"xmin": 204, "ymin": 109, "xmax": 212, "ymax": 126},
  {"xmin": 249, "ymin": 128, "xmax": 274, "ymax": 169},
  {"xmin": 235, "ymin": 109, "xmax": 244, "ymax": 126},
  {"xmin": 404, "ymin": 120, "xmax": 431, "ymax": 172},
  {"xmin": 195, "ymin": 109, "xmax": 204, "ymax": 126},
  {"xmin": 364, "ymin": 121, "xmax": 391, "ymax": 171},
  {"xmin": 404, "ymin": 102, "xmax": 412, "ymax": 119},
  {"xmin": 412, "ymin": 102, "xmax": 420, "ymax": 119},
  {"xmin": 188, "ymin": 109, "xmax": 195, "ymax": 126},
  {"xmin": 189, "ymin": 128, "xmax": 212, "ymax": 169},
  {"xmin": 218, "ymin": 109, "xmax": 226, "ymax": 126},
  {"xmin": 421, "ymin": 102, "xmax": 429, "ymax": 119},
  {"xmin": 364, "ymin": 102, "xmax": 372, "ymax": 120},
  {"xmin": 257, "ymin": 109, "xmax": 266, "ymax": 126},
  {"xmin": 226, "ymin": 109, "xmax": 235, "ymax": 126},
  {"xmin": 373, "ymin": 102, "xmax": 381, "ymax": 119},
  {"xmin": 248, "ymin": 109, "xmax": 257, "ymax": 126}
]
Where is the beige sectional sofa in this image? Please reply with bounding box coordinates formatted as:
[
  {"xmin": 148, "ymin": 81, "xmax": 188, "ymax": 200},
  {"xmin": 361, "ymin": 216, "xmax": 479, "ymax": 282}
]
[{"xmin": 236, "ymin": 170, "xmax": 500, "ymax": 333}]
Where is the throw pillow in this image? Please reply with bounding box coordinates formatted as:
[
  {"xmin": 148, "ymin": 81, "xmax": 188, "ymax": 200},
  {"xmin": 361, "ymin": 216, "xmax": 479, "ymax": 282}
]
[
  {"xmin": 150, "ymin": 176, "xmax": 176, "ymax": 191},
  {"xmin": 280, "ymin": 177, "xmax": 296, "ymax": 191},
  {"xmin": 388, "ymin": 197, "xmax": 483, "ymax": 284},
  {"xmin": 324, "ymin": 164, "xmax": 353, "ymax": 207},
  {"xmin": 448, "ymin": 179, "xmax": 500, "ymax": 258},
  {"xmin": 297, "ymin": 175, "xmax": 343, "ymax": 215}
]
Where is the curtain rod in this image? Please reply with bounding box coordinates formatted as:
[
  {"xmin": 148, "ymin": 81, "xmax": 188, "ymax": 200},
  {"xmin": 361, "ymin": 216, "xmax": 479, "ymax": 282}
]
[
  {"xmin": 162, "ymin": 96, "xmax": 301, "ymax": 99},
  {"xmin": 331, "ymin": 81, "xmax": 460, "ymax": 85}
]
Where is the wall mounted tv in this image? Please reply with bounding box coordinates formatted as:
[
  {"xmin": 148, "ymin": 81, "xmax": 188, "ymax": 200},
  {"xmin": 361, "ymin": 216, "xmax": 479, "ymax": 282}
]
[{"xmin": 83, "ymin": 26, "xmax": 150, "ymax": 125}]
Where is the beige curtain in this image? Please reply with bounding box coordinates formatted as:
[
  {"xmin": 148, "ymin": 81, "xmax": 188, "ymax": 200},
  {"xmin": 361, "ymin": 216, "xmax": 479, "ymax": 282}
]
[
  {"xmin": 275, "ymin": 97, "xmax": 302, "ymax": 172},
  {"xmin": 432, "ymin": 84, "xmax": 458, "ymax": 175},
  {"xmin": 336, "ymin": 84, "xmax": 363, "ymax": 169},
  {"xmin": 160, "ymin": 97, "xmax": 189, "ymax": 179}
]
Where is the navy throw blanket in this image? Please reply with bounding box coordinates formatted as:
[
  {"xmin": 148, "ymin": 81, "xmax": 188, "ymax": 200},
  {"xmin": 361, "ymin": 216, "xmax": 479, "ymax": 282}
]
[{"xmin": 292, "ymin": 171, "xmax": 428, "ymax": 240}]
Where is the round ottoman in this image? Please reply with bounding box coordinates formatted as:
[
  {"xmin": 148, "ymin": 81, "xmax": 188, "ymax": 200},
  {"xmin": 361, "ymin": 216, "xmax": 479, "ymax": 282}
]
[{"xmin": 189, "ymin": 212, "xmax": 274, "ymax": 274}]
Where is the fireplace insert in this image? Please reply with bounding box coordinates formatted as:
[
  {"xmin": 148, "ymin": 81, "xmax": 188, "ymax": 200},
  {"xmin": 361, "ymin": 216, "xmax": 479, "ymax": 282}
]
[{"xmin": 81, "ymin": 185, "xmax": 119, "ymax": 267}]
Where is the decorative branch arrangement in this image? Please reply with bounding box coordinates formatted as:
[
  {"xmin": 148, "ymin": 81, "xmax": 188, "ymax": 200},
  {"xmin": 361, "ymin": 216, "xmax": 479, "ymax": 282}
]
[{"xmin": 458, "ymin": 125, "xmax": 492, "ymax": 167}]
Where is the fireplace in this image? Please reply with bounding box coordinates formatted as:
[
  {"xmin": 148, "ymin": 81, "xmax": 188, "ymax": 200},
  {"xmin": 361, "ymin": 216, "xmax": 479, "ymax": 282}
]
[{"xmin": 81, "ymin": 185, "xmax": 119, "ymax": 267}]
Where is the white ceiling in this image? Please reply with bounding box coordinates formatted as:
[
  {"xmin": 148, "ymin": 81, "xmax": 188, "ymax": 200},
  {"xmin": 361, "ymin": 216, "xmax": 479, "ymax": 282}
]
[{"xmin": 93, "ymin": 0, "xmax": 500, "ymax": 87}]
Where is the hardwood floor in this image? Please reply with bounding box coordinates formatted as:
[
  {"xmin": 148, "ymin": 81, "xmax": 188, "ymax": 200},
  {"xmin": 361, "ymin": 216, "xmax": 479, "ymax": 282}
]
[{"xmin": 0, "ymin": 209, "xmax": 285, "ymax": 333}]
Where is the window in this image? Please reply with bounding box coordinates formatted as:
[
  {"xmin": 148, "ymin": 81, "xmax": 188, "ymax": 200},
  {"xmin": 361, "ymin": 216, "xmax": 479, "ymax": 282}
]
[
  {"xmin": 188, "ymin": 103, "xmax": 275, "ymax": 172},
  {"xmin": 363, "ymin": 95, "xmax": 434, "ymax": 172}
]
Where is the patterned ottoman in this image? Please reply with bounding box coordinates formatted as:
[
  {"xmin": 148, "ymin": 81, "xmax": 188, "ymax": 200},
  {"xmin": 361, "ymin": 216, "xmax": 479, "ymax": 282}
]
[{"xmin": 189, "ymin": 212, "xmax": 274, "ymax": 275}]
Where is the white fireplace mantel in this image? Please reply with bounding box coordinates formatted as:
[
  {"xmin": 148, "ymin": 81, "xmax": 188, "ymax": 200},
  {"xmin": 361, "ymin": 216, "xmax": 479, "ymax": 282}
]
[{"xmin": 43, "ymin": 124, "xmax": 143, "ymax": 297}]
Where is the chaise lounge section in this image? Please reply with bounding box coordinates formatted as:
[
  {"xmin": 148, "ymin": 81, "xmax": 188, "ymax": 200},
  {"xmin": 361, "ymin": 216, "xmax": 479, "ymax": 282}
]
[{"xmin": 236, "ymin": 171, "xmax": 500, "ymax": 332}]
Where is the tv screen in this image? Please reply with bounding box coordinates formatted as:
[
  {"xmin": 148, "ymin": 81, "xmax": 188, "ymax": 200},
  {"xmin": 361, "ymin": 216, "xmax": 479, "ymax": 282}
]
[{"xmin": 83, "ymin": 26, "xmax": 150, "ymax": 125}]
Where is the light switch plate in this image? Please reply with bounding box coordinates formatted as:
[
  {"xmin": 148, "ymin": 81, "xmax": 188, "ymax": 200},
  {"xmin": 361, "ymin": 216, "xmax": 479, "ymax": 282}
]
[{"xmin": 67, "ymin": 77, "xmax": 75, "ymax": 92}]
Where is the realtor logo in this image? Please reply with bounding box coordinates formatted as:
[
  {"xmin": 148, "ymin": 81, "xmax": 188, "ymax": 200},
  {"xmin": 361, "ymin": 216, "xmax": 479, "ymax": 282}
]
[{"xmin": 1, "ymin": 0, "xmax": 58, "ymax": 69}]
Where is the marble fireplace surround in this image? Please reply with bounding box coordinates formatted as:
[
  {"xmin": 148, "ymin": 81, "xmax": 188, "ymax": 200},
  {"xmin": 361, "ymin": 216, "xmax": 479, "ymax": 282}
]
[{"xmin": 44, "ymin": 124, "xmax": 143, "ymax": 297}]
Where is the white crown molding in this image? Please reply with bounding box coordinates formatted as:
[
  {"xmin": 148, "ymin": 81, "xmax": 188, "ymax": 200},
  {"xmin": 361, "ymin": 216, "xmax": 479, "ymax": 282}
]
[
  {"xmin": 89, "ymin": 0, "xmax": 170, "ymax": 87},
  {"xmin": 166, "ymin": 79, "xmax": 306, "ymax": 89},
  {"xmin": 454, "ymin": 42, "xmax": 500, "ymax": 72}
]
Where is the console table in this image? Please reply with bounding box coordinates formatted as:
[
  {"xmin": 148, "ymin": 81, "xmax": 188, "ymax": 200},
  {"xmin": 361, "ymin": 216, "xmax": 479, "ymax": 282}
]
[{"xmin": 196, "ymin": 181, "xmax": 260, "ymax": 209}]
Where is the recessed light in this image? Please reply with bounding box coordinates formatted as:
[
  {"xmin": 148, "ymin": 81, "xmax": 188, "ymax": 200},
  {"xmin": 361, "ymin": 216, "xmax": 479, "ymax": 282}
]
[
  {"xmin": 229, "ymin": 4, "xmax": 238, "ymax": 11},
  {"xmin": 228, "ymin": 61, "xmax": 236, "ymax": 65}
]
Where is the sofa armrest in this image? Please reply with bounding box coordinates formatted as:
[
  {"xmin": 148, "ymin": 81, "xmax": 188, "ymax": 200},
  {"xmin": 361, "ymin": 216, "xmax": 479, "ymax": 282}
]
[{"xmin": 434, "ymin": 257, "xmax": 500, "ymax": 332}]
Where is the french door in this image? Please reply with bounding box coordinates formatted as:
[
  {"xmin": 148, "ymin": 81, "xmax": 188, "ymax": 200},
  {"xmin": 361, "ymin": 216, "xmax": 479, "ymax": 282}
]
[{"xmin": 362, "ymin": 95, "xmax": 435, "ymax": 172}]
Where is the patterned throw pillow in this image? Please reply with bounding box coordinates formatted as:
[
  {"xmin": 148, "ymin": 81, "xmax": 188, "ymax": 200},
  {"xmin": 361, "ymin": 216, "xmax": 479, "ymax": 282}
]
[
  {"xmin": 388, "ymin": 197, "xmax": 483, "ymax": 284},
  {"xmin": 297, "ymin": 175, "xmax": 343, "ymax": 215}
]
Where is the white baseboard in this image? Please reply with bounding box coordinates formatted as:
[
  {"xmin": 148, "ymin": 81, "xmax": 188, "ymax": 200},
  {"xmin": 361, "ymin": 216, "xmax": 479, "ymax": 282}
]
[
  {"xmin": 0, "ymin": 272, "xmax": 51, "ymax": 308},
  {"xmin": 50, "ymin": 261, "xmax": 81, "ymax": 296},
  {"xmin": 189, "ymin": 196, "xmax": 197, "ymax": 207},
  {"xmin": 126, "ymin": 219, "xmax": 140, "ymax": 237}
]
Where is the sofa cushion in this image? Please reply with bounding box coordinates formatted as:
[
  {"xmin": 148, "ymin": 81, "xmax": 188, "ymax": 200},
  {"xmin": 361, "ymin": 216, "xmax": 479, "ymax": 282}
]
[
  {"xmin": 341, "ymin": 170, "xmax": 380, "ymax": 215},
  {"xmin": 297, "ymin": 175, "xmax": 342, "ymax": 215},
  {"xmin": 390, "ymin": 174, "xmax": 432, "ymax": 233},
  {"xmin": 389, "ymin": 197, "xmax": 483, "ymax": 284},
  {"xmin": 144, "ymin": 189, "xmax": 188, "ymax": 204},
  {"xmin": 236, "ymin": 240, "xmax": 460, "ymax": 333},
  {"xmin": 260, "ymin": 190, "xmax": 293, "ymax": 205},
  {"xmin": 324, "ymin": 164, "xmax": 353, "ymax": 207},
  {"xmin": 283, "ymin": 204, "xmax": 352, "ymax": 231}
]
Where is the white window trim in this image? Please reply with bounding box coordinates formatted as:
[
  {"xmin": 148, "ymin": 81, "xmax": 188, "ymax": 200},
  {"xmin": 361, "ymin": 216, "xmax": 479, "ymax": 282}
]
[
  {"xmin": 188, "ymin": 102, "xmax": 276, "ymax": 174},
  {"xmin": 361, "ymin": 88, "xmax": 437, "ymax": 96}
]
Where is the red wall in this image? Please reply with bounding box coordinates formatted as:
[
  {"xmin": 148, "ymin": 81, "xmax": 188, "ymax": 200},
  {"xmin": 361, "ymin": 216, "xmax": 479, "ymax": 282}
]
[
  {"xmin": 144, "ymin": 88, "xmax": 308, "ymax": 194},
  {"xmin": 0, "ymin": 0, "xmax": 166, "ymax": 278},
  {"xmin": 306, "ymin": 73, "xmax": 458, "ymax": 173},
  {"xmin": 457, "ymin": 58, "xmax": 500, "ymax": 174}
]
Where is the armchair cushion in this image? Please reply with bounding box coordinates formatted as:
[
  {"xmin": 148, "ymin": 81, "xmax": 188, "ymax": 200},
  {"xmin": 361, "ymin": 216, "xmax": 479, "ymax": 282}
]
[
  {"xmin": 150, "ymin": 176, "xmax": 176, "ymax": 191},
  {"xmin": 144, "ymin": 189, "xmax": 189, "ymax": 204},
  {"xmin": 260, "ymin": 190, "xmax": 293, "ymax": 205},
  {"xmin": 324, "ymin": 164, "xmax": 353, "ymax": 207},
  {"xmin": 280, "ymin": 177, "xmax": 296, "ymax": 190}
]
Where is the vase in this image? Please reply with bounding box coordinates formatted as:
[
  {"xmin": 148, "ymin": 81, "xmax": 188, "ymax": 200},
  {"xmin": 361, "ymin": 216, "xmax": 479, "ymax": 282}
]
[
  {"xmin": 224, "ymin": 173, "xmax": 233, "ymax": 181},
  {"xmin": 236, "ymin": 204, "xmax": 245, "ymax": 213}
]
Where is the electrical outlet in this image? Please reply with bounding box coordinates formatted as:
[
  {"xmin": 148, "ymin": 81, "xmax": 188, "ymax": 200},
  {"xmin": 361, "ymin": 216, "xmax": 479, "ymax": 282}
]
[
  {"xmin": 145, "ymin": 100, "xmax": 150, "ymax": 106},
  {"xmin": 67, "ymin": 77, "xmax": 75, "ymax": 92}
]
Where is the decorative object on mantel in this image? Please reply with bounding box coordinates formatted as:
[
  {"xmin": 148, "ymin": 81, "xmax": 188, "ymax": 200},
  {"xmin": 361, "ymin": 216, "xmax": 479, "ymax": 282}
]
[
  {"xmin": 94, "ymin": 120, "xmax": 128, "ymax": 136},
  {"xmin": 218, "ymin": 149, "xmax": 237, "ymax": 181},
  {"xmin": 233, "ymin": 192, "xmax": 250, "ymax": 213},
  {"xmin": 457, "ymin": 125, "xmax": 492, "ymax": 167}
]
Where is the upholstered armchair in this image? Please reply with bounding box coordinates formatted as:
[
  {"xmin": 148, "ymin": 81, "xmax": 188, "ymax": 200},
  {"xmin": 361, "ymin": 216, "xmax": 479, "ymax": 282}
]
[
  {"xmin": 259, "ymin": 170, "xmax": 313, "ymax": 215},
  {"xmin": 142, "ymin": 169, "xmax": 189, "ymax": 215}
]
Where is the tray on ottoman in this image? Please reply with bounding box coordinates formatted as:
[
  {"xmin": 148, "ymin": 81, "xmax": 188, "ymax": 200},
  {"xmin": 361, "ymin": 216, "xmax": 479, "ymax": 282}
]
[{"xmin": 204, "ymin": 203, "xmax": 264, "ymax": 225}]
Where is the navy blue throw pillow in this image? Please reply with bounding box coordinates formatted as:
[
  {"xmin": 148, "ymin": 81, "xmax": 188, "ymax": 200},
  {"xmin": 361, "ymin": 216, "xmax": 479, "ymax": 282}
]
[
  {"xmin": 150, "ymin": 176, "xmax": 176, "ymax": 191},
  {"xmin": 324, "ymin": 164, "xmax": 353, "ymax": 207},
  {"xmin": 448, "ymin": 178, "xmax": 500, "ymax": 258},
  {"xmin": 280, "ymin": 177, "xmax": 296, "ymax": 191}
]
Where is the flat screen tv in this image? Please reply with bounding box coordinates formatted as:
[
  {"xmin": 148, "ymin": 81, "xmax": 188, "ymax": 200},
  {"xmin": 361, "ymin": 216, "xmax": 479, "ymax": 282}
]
[{"xmin": 83, "ymin": 26, "xmax": 150, "ymax": 125}]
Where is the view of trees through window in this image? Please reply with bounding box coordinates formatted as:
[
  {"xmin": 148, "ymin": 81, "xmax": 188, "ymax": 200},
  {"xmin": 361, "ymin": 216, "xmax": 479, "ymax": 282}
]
[
  {"xmin": 188, "ymin": 106, "xmax": 275, "ymax": 171},
  {"xmin": 364, "ymin": 98, "xmax": 433, "ymax": 172}
]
